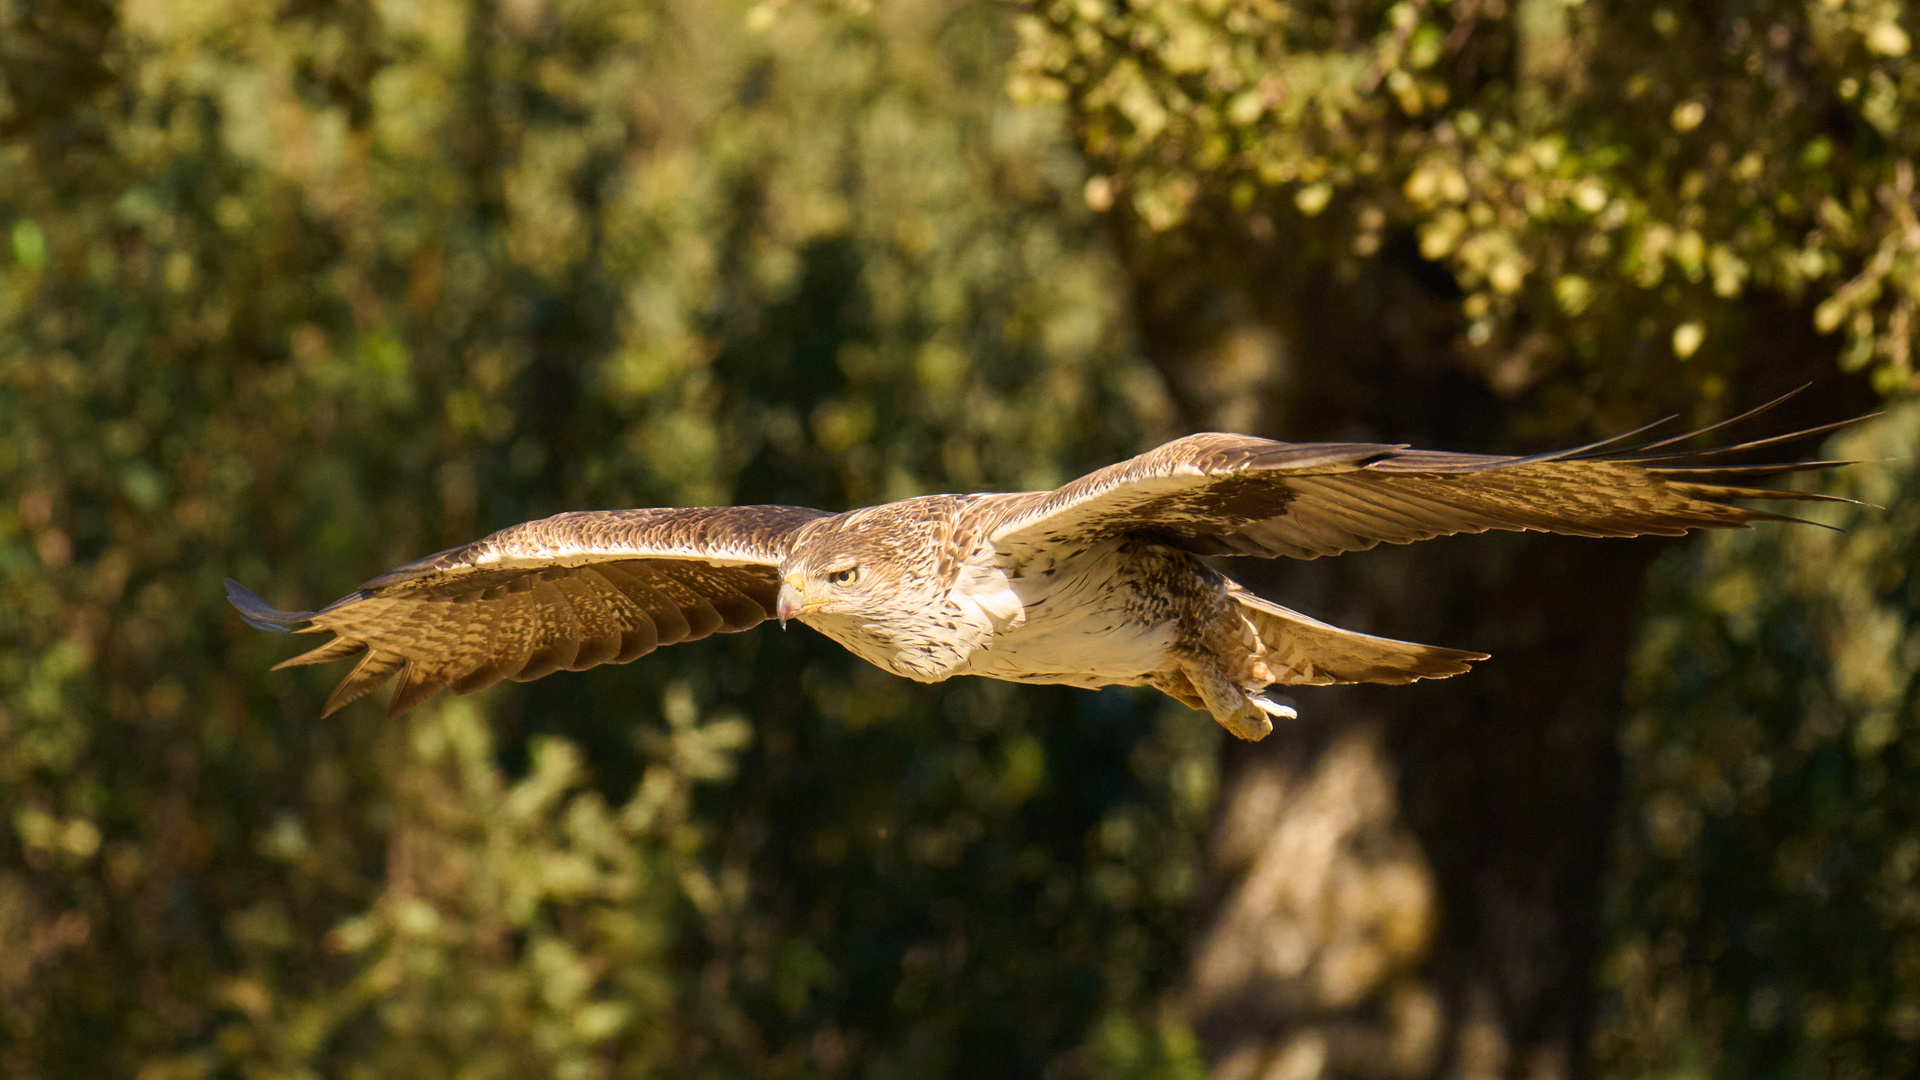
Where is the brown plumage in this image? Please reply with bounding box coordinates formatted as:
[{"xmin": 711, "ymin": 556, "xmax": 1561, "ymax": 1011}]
[{"xmin": 229, "ymin": 402, "xmax": 1867, "ymax": 740}]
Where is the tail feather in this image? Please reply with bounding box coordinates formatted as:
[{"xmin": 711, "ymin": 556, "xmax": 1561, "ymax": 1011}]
[{"xmin": 1229, "ymin": 585, "xmax": 1486, "ymax": 686}]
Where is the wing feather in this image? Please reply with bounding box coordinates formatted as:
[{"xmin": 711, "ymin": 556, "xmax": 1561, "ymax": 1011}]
[
  {"xmin": 510, "ymin": 580, "xmax": 583, "ymax": 682},
  {"xmin": 390, "ymin": 661, "xmax": 450, "ymax": 718},
  {"xmin": 989, "ymin": 415, "xmax": 1867, "ymax": 561},
  {"xmin": 272, "ymin": 636, "xmax": 365, "ymax": 671},
  {"xmin": 230, "ymin": 504, "xmax": 827, "ymax": 717},
  {"xmin": 621, "ymin": 572, "xmax": 693, "ymax": 645},
  {"xmin": 563, "ymin": 569, "xmax": 632, "ymax": 671},
  {"xmin": 324, "ymin": 650, "xmax": 407, "ymax": 717}
]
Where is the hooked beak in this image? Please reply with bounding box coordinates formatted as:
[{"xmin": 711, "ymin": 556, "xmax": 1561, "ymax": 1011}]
[{"xmin": 776, "ymin": 572, "xmax": 806, "ymax": 628}]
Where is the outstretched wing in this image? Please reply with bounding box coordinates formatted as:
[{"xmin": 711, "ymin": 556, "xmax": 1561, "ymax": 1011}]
[
  {"xmin": 229, "ymin": 505, "xmax": 829, "ymax": 717},
  {"xmin": 988, "ymin": 410, "xmax": 1867, "ymax": 560}
]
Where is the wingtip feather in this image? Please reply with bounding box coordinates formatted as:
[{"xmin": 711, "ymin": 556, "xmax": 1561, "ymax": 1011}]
[
  {"xmin": 271, "ymin": 636, "xmax": 366, "ymax": 670},
  {"xmin": 387, "ymin": 662, "xmax": 449, "ymax": 719},
  {"xmin": 225, "ymin": 578, "xmax": 313, "ymax": 632},
  {"xmin": 321, "ymin": 649, "xmax": 406, "ymax": 717}
]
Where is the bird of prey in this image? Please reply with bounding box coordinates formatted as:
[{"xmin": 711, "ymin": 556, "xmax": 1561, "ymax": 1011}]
[{"xmin": 228, "ymin": 405, "xmax": 1859, "ymax": 741}]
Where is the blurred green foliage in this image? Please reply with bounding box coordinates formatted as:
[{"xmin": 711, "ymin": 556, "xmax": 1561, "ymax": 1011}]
[
  {"xmin": 3, "ymin": 0, "xmax": 1918, "ymax": 1077},
  {"xmin": 1014, "ymin": 0, "xmax": 1920, "ymax": 394},
  {"xmin": 1600, "ymin": 405, "xmax": 1920, "ymax": 1080},
  {"xmin": 0, "ymin": 0, "xmax": 1213, "ymax": 1075}
]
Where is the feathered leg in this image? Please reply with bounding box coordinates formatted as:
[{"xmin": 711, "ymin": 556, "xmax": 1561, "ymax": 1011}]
[{"xmin": 1179, "ymin": 657, "xmax": 1296, "ymax": 742}]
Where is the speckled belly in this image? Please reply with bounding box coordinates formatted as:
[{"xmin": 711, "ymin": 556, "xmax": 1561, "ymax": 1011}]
[{"xmin": 951, "ymin": 540, "xmax": 1192, "ymax": 688}]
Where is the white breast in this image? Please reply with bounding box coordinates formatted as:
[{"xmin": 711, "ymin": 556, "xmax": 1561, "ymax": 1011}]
[{"xmin": 948, "ymin": 540, "xmax": 1177, "ymax": 688}]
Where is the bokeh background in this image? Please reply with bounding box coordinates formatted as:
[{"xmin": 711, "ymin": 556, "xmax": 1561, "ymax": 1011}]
[{"xmin": 2, "ymin": 0, "xmax": 1918, "ymax": 1077}]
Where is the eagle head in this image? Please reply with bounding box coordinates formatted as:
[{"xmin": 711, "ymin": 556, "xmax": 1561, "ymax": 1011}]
[{"xmin": 775, "ymin": 499, "xmax": 972, "ymax": 680}]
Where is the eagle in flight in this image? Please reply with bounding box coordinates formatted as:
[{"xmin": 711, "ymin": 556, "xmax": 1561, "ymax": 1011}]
[{"xmin": 229, "ymin": 405, "xmax": 1857, "ymax": 741}]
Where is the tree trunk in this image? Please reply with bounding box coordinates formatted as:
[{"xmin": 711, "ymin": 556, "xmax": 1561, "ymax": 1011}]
[{"xmin": 1108, "ymin": 214, "xmax": 1859, "ymax": 1080}]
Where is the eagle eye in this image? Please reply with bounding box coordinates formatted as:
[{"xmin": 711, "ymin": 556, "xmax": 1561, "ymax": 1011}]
[{"xmin": 825, "ymin": 565, "xmax": 861, "ymax": 586}]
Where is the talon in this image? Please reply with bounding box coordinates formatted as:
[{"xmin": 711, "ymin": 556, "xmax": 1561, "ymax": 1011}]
[{"xmin": 1250, "ymin": 694, "xmax": 1297, "ymax": 721}]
